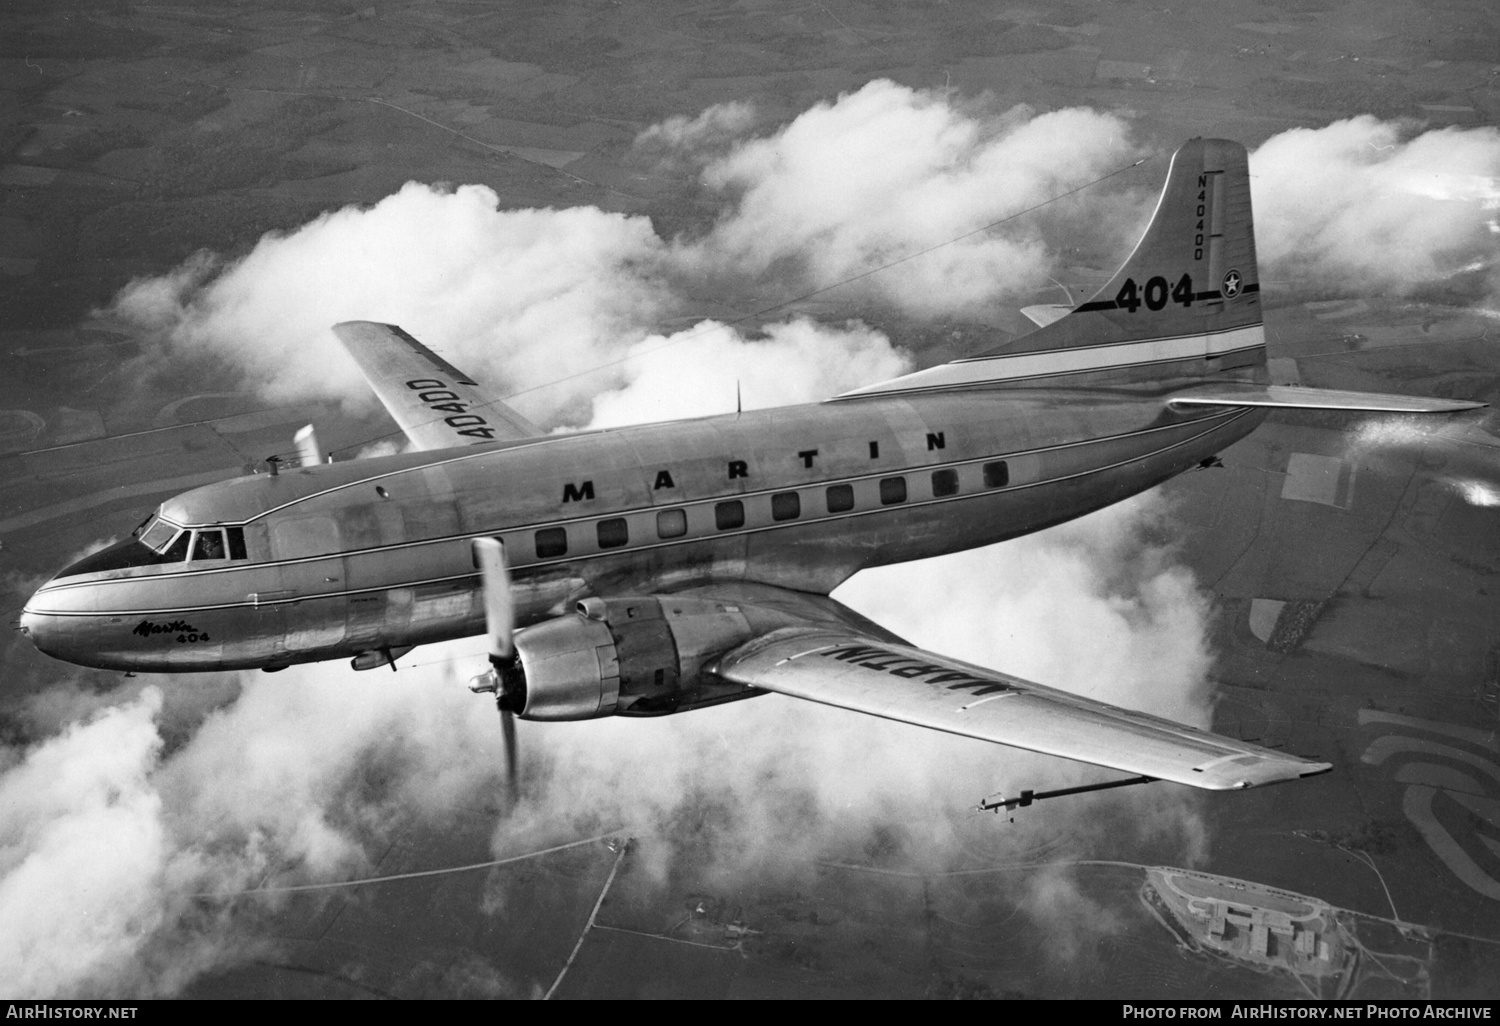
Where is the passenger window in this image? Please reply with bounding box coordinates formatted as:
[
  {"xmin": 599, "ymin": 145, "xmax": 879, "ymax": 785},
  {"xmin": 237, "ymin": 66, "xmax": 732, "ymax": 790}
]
[
  {"xmin": 597, "ymin": 518, "xmax": 629, "ymax": 549},
  {"xmin": 192, "ymin": 530, "xmax": 227, "ymax": 560},
  {"xmin": 535, "ymin": 527, "xmax": 567, "ymax": 558},
  {"xmin": 771, "ymin": 492, "xmax": 801, "ymax": 521},
  {"xmin": 227, "ymin": 527, "xmax": 247, "ymax": 560},
  {"xmin": 983, "ymin": 461, "xmax": 1010, "ymax": 488},
  {"xmin": 879, "ymin": 477, "xmax": 907, "ymax": 505},
  {"xmin": 826, "ymin": 484, "xmax": 854, "ymax": 513},
  {"xmin": 931, "ymin": 468, "xmax": 959, "ymax": 497},
  {"xmin": 161, "ymin": 531, "xmax": 190, "ymax": 563},
  {"xmin": 715, "ymin": 501, "xmax": 744, "ymax": 530},
  {"xmin": 656, "ymin": 509, "xmax": 687, "ymax": 539}
]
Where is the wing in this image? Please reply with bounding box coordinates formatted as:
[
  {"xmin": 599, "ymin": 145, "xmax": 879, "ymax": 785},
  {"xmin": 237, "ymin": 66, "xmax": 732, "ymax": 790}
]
[
  {"xmin": 1168, "ymin": 383, "xmax": 1484, "ymax": 414},
  {"xmin": 706, "ymin": 619, "xmax": 1330, "ymax": 790},
  {"xmin": 332, "ymin": 321, "xmax": 543, "ymax": 450}
]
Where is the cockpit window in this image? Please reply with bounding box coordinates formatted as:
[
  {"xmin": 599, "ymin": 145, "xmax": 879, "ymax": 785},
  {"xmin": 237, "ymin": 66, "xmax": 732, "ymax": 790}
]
[
  {"xmin": 160, "ymin": 531, "xmax": 190, "ymax": 563},
  {"xmin": 54, "ymin": 519, "xmax": 250, "ymax": 579},
  {"xmin": 54, "ymin": 529, "xmax": 185, "ymax": 578},
  {"xmin": 192, "ymin": 530, "xmax": 226, "ymax": 560},
  {"xmin": 140, "ymin": 518, "xmax": 178, "ymax": 552}
]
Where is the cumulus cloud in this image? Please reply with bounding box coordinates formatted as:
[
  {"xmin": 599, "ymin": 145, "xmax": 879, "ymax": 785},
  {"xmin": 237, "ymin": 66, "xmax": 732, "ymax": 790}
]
[
  {"xmin": 106, "ymin": 82, "xmax": 1152, "ymax": 428},
  {"xmin": 836, "ymin": 492, "xmax": 1214, "ymax": 729},
  {"xmin": 0, "ymin": 692, "xmax": 170, "ymax": 996},
  {"xmin": 678, "ymin": 82, "xmax": 1144, "ymax": 315},
  {"xmin": 111, "ymin": 188, "xmax": 673, "ymax": 427},
  {"xmin": 1251, "ymin": 117, "xmax": 1500, "ymax": 299},
  {"xmin": 586, "ymin": 317, "xmax": 909, "ymax": 428},
  {"xmin": 0, "ymin": 659, "xmax": 514, "ymax": 997},
  {"xmin": 634, "ymin": 99, "xmax": 758, "ymax": 165}
]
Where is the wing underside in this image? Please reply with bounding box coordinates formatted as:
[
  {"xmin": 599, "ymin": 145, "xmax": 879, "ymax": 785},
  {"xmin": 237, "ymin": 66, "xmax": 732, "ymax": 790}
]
[
  {"xmin": 332, "ymin": 321, "xmax": 542, "ymax": 451},
  {"xmin": 707, "ymin": 621, "xmax": 1330, "ymax": 790}
]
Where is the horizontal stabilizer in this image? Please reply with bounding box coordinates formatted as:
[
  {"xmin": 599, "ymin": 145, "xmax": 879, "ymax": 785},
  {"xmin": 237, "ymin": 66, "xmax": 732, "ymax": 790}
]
[
  {"xmin": 1168, "ymin": 384, "xmax": 1485, "ymax": 414},
  {"xmin": 1019, "ymin": 304, "xmax": 1072, "ymax": 328},
  {"xmin": 332, "ymin": 321, "xmax": 543, "ymax": 450}
]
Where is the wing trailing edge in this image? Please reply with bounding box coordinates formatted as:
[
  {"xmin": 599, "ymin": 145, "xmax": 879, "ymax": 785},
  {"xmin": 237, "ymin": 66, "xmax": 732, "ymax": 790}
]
[
  {"xmin": 1167, "ymin": 384, "xmax": 1485, "ymax": 414},
  {"xmin": 332, "ymin": 321, "xmax": 543, "ymax": 451}
]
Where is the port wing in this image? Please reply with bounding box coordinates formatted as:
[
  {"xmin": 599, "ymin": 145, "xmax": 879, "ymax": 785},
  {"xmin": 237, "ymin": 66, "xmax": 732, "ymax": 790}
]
[
  {"xmin": 708, "ymin": 625, "xmax": 1330, "ymax": 790},
  {"xmin": 332, "ymin": 321, "xmax": 543, "ymax": 450},
  {"xmin": 1167, "ymin": 384, "xmax": 1484, "ymax": 414}
]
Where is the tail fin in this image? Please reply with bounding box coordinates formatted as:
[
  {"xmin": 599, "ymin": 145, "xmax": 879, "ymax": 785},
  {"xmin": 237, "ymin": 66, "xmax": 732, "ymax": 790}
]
[{"xmin": 838, "ymin": 138, "xmax": 1265, "ymax": 400}]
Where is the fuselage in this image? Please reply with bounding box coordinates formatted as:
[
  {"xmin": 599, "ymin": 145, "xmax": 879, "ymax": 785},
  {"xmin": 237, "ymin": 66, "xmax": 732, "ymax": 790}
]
[{"xmin": 20, "ymin": 387, "xmax": 1264, "ymax": 672}]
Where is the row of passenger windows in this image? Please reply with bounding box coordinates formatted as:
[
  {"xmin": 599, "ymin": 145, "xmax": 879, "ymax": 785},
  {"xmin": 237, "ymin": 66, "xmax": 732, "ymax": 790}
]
[{"xmin": 529, "ymin": 461, "xmax": 1010, "ymax": 559}]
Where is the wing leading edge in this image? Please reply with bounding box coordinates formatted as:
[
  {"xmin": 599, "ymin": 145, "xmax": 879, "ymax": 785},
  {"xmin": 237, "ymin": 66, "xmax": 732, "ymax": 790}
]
[
  {"xmin": 709, "ymin": 625, "xmax": 1330, "ymax": 790},
  {"xmin": 332, "ymin": 321, "xmax": 543, "ymax": 451}
]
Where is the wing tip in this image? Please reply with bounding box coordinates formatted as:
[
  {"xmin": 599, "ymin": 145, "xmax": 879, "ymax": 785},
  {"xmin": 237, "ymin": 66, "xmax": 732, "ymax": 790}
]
[
  {"xmin": 331, "ymin": 319, "xmax": 398, "ymax": 338},
  {"xmin": 1193, "ymin": 758, "xmax": 1333, "ymax": 791}
]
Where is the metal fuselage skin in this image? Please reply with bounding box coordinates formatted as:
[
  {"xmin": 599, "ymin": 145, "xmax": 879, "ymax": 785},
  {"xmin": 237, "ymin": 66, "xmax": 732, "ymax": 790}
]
[{"xmin": 21, "ymin": 388, "xmax": 1263, "ymax": 673}]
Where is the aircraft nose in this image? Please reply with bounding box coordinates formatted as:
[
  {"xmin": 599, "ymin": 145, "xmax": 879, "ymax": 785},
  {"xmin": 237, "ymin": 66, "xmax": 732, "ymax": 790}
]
[
  {"xmin": 19, "ymin": 596, "xmax": 57, "ymax": 656},
  {"xmin": 19, "ymin": 578, "xmax": 89, "ymax": 665}
]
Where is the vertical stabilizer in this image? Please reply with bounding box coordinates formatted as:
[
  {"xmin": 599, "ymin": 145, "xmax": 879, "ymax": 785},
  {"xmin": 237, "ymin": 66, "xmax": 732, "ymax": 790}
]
[{"xmin": 838, "ymin": 138, "xmax": 1265, "ymax": 400}]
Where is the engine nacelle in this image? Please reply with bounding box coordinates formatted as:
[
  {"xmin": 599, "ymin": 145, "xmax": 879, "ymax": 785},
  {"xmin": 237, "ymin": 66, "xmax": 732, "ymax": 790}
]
[{"xmin": 508, "ymin": 595, "xmax": 757, "ymax": 720}]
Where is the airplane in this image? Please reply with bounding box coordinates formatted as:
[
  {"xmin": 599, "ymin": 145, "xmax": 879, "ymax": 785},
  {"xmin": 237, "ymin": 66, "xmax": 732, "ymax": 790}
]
[{"xmin": 19, "ymin": 138, "xmax": 1485, "ymax": 798}]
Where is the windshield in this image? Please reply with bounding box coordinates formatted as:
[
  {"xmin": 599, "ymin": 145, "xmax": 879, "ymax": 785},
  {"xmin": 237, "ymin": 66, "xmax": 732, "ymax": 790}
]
[
  {"xmin": 138, "ymin": 516, "xmax": 178, "ymax": 553},
  {"xmin": 54, "ymin": 520, "xmax": 249, "ymax": 579}
]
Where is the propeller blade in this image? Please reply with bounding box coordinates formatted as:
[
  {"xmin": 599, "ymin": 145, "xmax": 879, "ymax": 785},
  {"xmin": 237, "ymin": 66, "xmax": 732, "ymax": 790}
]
[
  {"xmin": 475, "ymin": 536, "xmax": 522, "ymax": 796},
  {"xmin": 472, "ymin": 537, "xmax": 514, "ymax": 663},
  {"xmin": 500, "ymin": 706, "xmax": 519, "ymax": 802}
]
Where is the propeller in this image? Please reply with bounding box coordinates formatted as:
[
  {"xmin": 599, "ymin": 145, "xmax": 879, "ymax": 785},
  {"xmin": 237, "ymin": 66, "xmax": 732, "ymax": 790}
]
[{"xmin": 470, "ymin": 537, "xmax": 523, "ymax": 800}]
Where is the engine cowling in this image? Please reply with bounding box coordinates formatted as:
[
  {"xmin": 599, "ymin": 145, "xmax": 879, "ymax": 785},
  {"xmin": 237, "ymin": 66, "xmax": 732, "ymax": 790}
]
[{"xmin": 507, "ymin": 595, "xmax": 758, "ymax": 720}]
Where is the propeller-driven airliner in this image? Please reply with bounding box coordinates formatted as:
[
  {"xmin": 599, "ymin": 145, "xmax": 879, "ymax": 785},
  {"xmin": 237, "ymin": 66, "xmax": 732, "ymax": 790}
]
[{"xmin": 20, "ymin": 139, "xmax": 1483, "ymax": 797}]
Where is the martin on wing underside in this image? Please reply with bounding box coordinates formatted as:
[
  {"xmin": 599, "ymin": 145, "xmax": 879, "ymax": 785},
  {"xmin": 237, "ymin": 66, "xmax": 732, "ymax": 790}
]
[{"xmin": 708, "ymin": 625, "xmax": 1329, "ymax": 790}]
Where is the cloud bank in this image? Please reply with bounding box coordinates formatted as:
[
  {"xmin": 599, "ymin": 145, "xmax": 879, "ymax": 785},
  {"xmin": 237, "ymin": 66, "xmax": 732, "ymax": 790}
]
[
  {"xmin": 1250, "ymin": 116, "xmax": 1500, "ymax": 300},
  {"xmin": 106, "ymin": 95, "xmax": 1500, "ymax": 443},
  {"xmin": 106, "ymin": 81, "xmax": 1150, "ymax": 428}
]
